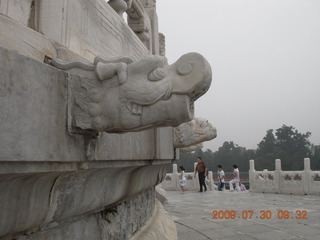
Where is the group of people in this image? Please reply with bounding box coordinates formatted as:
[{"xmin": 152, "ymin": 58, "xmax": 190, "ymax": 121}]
[{"xmin": 179, "ymin": 157, "xmax": 247, "ymax": 192}]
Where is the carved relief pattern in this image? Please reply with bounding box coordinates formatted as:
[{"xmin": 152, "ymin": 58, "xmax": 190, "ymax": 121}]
[
  {"xmin": 282, "ymin": 173, "xmax": 302, "ymax": 181},
  {"xmin": 313, "ymin": 173, "xmax": 320, "ymax": 181},
  {"xmin": 126, "ymin": 0, "xmax": 150, "ymax": 44},
  {"xmin": 159, "ymin": 33, "xmax": 166, "ymax": 57}
]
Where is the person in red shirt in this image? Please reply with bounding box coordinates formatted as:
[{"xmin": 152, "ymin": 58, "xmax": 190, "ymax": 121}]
[{"xmin": 194, "ymin": 157, "xmax": 208, "ymax": 192}]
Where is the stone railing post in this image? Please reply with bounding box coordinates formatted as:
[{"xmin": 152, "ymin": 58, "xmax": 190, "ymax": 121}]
[
  {"xmin": 303, "ymin": 158, "xmax": 311, "ymax": 194},
  {"xmin": 274, "ymin": 159, "xmax": 281, "ymax": 193},
  {"xmin": 172, "ymin": 164, "xmax": 179, "ymax": 190},
  {"xmin": 249, "ymin": 160, "xmax": 255, "ymax": 191},
  {"xmin": 173, "ymin": 164, "xmax": 178, "ymax": 173},
  {"xmin": 193, "ymin": 162, "xmax": 198, "ymax": 189},
  {"xmin": 208, "ymin": 171, "xmax": 215, "ymax": 191}
]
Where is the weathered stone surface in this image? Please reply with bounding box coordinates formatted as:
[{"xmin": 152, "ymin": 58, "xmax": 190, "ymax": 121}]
[
  {"xmin": 51, "ymin": 53, "xmax": 212, "ymax": 132},
  {"xmin": 0, "ymin": 14, "xmax": 56, "ymax": 62},
  {"xmin": 0, "ymin": 172, "xmax": 62, "ymax": 238},
  {"xmin": 155, "ymin": 185, "xmax": 168, "ymax": 203},
  {"xmin": 0, "ymin": 165, "xmax": 167, "ymax": 238},
  {"xmin": 101, "ymin": 188, "xmax": 155, "ymax": 240},
  {"xmin": 37, "ymin": 0, "xmax": 149, "ymax": 62},
  {"xmin": 174, "ymin": 117, "xmax": 217, "ymax": 148},
  {"xmin": 14, "ymin": 189, "xmax": 156, "ymax": 240},
  {"xmin": 0, "ymin": 0, "xmax": 33, "ymax": 26},
  {"xmin": 90, "ymin": 127, "xmax": 173, "ymax": 160},
  {"xmin": 155, "ymin": 127, "xmax": 175, "ymax": 160},
  {"xmin": 88, "ymin": 131, "xmax": 155, "ymax": 160},
  {"xmin": 17, "ymin": 214, "xmax": 101, "ymax": 240},
  {"xmin": 130, "ymin": 200, "xmax": 178, "ymax": 240},
  {"xmin": 0, "ymin": 46, "xmax": 84, "ymax": 161}
]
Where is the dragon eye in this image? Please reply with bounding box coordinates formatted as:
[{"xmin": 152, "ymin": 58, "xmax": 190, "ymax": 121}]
[{"xmin": 177, "ymin": 63, "xmax": 192, "ymax": 76}]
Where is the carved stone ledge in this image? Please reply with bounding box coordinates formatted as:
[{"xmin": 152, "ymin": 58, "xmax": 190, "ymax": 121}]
[
  {"xmin": 50, "ymin": 53, "xmax": 212, "ymax": 133},
  {"xmin": 0, "ymin": 164, "xmax": 167, "ymax": 238}
]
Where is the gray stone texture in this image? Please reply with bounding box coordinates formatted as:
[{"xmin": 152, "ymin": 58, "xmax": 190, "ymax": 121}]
[
  {"xmin": 0, "ymin": 163, "xmax": 167, "ymax": 238},
  {"xmin": 15, "ymin": 189, "xmax": 155, "ymax": 240},
  {"xmin": 0, "ymin": 46, "xmax": 84, "ymax": 161},
  {"xmin": 0, "ymin": 14, "xmax": 57, "ymax": 62},
  {"xmin": 37, "ymin": 0, "xmax": 149, "ymax": 62},
  {"xmin": 102, "ymin": 188, "xmax": 155, "ymax": 240}
]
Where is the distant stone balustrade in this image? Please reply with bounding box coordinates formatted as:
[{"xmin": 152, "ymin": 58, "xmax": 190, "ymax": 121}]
[
  {"xmin": 160, "ymin": 163, "xmax": 216, "ymax": 191},
  {"xmin": 249, "ymin": 158, "xmax": 320, "ymax": 195}
]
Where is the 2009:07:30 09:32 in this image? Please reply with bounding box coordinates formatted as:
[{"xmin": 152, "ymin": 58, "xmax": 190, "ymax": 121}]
[{"xmin": 212, "ymin": 210, "xmax": 308, "ymax": 220}]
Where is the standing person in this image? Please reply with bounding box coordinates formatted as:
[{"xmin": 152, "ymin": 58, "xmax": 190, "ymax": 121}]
[
  {"xmin": 194, "ymin": 157, "xmax": 207, "ymax": 192},
  {"xmin": 229, "ymin": 164, "xmax": 240, "ymax": 192},
  {"xmin": 179, "ymin": 166, "xmax": 187, "ymax": 192},
  {"xmin": 217, "ymin": 165, "xmax": 225, "ymax": 191}
]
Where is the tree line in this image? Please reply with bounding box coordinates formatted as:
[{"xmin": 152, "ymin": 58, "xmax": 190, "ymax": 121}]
[{"xmin": 172, "ymin": 125, "xmax": 320, "ymax": 174}]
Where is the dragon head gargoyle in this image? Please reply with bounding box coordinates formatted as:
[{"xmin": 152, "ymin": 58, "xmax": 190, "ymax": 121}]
[
  {"xmin": 51, "ymin": 53, "xmax": 212, "ymax": 132},
  {"xmin": 174, "ymin": 117, "xmax": 217, "ymax": 148}
]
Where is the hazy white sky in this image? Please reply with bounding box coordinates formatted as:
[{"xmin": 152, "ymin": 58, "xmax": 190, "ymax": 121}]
[{"xmin": 157, "ymin": 0, "xmax": 320, "ymax": 151}]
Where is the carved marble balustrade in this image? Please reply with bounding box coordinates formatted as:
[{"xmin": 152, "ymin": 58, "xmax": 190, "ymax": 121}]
[{"xmin": 249, "ymin": 158, "xmax": 320, "ymax": 195}]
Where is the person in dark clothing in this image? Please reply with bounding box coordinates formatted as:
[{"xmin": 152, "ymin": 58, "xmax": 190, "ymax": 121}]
[{"xmin": 194, "ymin": 157, "xmax": 208, "ymax": 192}]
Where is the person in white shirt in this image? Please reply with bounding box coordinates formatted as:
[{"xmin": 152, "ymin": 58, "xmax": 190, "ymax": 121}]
[
  {"xmin": 217, "ymin": 165, "xmax": 225, "ymax": 191},
  {"xmin": 229, "ymin": 164, "xmax": 240, "ymax": 192},
  {"xmin": 179, "ymin": 166, "xmax": 187, "ymax": 192}
]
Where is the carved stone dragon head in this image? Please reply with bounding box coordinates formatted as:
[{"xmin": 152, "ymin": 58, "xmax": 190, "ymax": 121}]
[
  {"xmin": 51, "ymin": 53, "xmax": 212, "ymax": 132},
  {"xmin": 174, "ymin": 117, "xmax": 217, "ymax": 148}
]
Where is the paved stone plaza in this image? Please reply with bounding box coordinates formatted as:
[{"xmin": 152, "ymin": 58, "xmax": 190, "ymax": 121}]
[{"xmin": 163, "ymin": 191, "xmax": 320, "ymax": 240}]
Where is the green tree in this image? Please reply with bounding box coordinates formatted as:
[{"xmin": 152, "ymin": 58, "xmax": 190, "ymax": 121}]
[
  {"xmin": 311, "ymin": 145, "xmax": 320, "ymax": 170},
  {"xmin": 256, "ymin": 129, "xmax": 277, "ymax": 170},
  {"xmin": 274, "ymin": 125, "xmax": 311, "ymax": 170},
  {"xmin": 174, "ymin": 125, "xmax": 314, "ymax": 174},
  {"xmin": 213, "ymin": 141, "xmax": 250, "ymax": 172},
  {"xmin": 257, "ymin": 129, "xmax": 276, "ymax": 154},
  {"xmin": 256, "ymin": 125, "xmax": 312, "ymax": 170}
]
